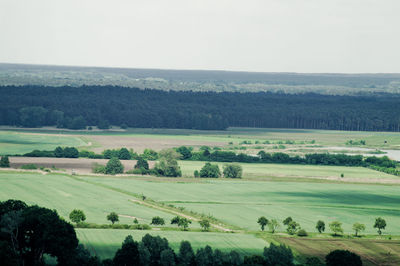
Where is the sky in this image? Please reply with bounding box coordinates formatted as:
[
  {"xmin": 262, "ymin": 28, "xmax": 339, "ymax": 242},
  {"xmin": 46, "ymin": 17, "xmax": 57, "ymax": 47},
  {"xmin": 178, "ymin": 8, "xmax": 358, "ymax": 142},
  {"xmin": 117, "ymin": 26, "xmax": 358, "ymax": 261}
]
[{"xmin": 0, "ymin": 0, "xmax": 399, "ymax": 73}]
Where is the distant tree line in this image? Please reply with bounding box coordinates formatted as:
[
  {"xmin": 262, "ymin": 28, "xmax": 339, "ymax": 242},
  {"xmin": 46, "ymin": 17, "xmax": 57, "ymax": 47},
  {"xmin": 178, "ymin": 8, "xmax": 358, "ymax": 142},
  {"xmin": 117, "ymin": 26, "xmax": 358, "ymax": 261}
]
[{"xmin": 1, "ymin": 85, "xmax": 400, "ymax": 131}]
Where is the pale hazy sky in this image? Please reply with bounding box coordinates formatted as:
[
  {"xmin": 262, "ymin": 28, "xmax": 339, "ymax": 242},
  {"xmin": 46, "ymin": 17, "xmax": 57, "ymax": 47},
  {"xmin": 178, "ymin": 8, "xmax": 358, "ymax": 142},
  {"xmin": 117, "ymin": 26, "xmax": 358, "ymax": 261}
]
[{"xmin": 1, "ymin": 0, "xmax": 399, "ymax": 73}]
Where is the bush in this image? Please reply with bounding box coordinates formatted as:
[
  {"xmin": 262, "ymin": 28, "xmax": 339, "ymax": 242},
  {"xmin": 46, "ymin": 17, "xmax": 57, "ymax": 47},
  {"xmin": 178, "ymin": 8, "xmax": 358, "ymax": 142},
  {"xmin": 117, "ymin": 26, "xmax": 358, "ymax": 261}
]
[
  {"xmin": 297, "ymin": 229, "xmax": 308, "ymax": 237},
  {"xmin": 199, "ymin": 162, "xmax": 221, "ymax": 178},
  {"xmin": 151, "ymin": 216, "xmax": 165, "ymax": 226},
  {"xmin": 135, "ymin": 157, "xmax": 149, "ymax": 170},
  {"xmin": 92, "ymin": 163, "xmax": 106, "ymax": 174},
  {"xmin": 223, "ymin": 164, "xmax": 243, "ymax": 178},
  {"xmin": 20, "ymin": 164, "xmax": 38, "ymax": 170},
  {"xmin": 194, "ymin": 170, "xmax": 200, "ymax": 177},
  {"xmin": 105, "ymin": 157, "xmax": 124, "ymax": 175},
  {"xmin": 0, "ymin": 156, "xmax": 10, "ymax": 168},
  {"xmin": 326, "ymin": 250, "xmax": 362, "ymax": 266}
]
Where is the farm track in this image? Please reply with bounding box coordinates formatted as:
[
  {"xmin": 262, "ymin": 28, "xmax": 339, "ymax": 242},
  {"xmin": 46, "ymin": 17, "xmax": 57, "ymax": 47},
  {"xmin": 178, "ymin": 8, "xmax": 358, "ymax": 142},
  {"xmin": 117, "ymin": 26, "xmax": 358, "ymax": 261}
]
[{"xmin": 129, "ymin": 199, "xmax": 233, "ymax": 232}]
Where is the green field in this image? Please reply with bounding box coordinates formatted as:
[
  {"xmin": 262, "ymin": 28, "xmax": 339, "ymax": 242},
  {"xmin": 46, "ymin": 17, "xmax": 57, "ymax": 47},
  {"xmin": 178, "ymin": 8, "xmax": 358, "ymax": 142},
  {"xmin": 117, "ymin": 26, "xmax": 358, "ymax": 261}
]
[
  {"xmin": 0, "ymin": 171, "xmax": 177, "ymax": 225},
  {"xmin": 0, "ymin": 131, "xmax": 87, "ymax": 155},
  {"xmin": 179, "ymin": 160, "xmax": 395, "ymax": 180},
  {"xmin": 80, "ymin": 175, "xmax": 400, "ymax": 234},
  {"xmin": 77, "ymin": 229, "xmax": 268, "ymax": 259}
]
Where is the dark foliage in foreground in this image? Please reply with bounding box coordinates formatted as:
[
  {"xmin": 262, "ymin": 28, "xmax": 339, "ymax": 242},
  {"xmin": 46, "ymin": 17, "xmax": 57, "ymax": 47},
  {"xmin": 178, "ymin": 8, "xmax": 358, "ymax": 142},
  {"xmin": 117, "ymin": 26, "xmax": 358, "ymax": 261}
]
[{"xmin": 1, "ymin": 85, "xmax": 400, "ymax": 131}]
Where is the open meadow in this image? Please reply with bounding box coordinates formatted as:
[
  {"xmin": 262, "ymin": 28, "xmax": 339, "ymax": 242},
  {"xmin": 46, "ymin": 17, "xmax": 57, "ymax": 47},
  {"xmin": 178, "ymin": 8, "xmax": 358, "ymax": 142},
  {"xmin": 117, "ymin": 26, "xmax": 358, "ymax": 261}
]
[{"xmin": 2, "ymin": 127, "xmax": 400, "ymax": 265}]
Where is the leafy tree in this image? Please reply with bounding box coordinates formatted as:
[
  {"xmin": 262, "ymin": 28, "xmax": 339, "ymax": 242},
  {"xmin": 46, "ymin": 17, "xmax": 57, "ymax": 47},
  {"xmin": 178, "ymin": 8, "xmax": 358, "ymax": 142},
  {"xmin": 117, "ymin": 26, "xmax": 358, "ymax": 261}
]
[
  {"xmin": 305, "ymin": 257, "xmax": 324, "ymax": 266},
  {"xmin": 105, "ymin": 157, "xmax": 124, "ymax": 175},
  {"xmin": 113, "ymin": 235, "xmax": 140, "ymax": 266},
  {"xmin": 151, "ymin": 216, "xmax": 165, "ymax": 226},
  {"xmin": 257, "ymin": 216, "xmax": 269, "ymax": 231},
  {"xmin": 316, "ymin": 220, "xmax": 325, "ymax": 233},
  {"xmin": 178, "ymin": 218, "xmax": 192, "ymax": 231},
  {"xmin": 194, "ymin": 170, "xmax": 200, "ymax": 177},
  {"xmin": 154, "ymin": 149, "xmax": 182, "ymax": 177},
  {"xmin": 135, "ymin": 157, "xmax": 149, "ymax": 170},
  {"xmin": 178, "ymin": 241, "xmax": 195, "ymax": 266},
  {"xmin": 19, "ymin": 106, "xmax": 48, "ymax": 127},
  {"xmin": 352, "ymin": 222, "xmax": 366, "ymax": 236},
  {"xmin": 223, "ymin": 164, "xmax": 243, "ymax": 178},
  {"xmin": 107, "ymin": 212, "xmax": 119, "ymax": 224},
  {"xmin": 176, "ymin": 146, "xmax": 193, "ymax": 160},
  {"xmin": 263, "ymin": 243, "xmax": 294, "ymax": 266},
  {"xmin": 286, "ymin": 221, "xmax": 300, "ymax": 235},
  {"xmin": 98, "ymin": 119, "xmax": 110, "ymax": 130},
  {"xmin": 0, "ymin": 156, "xmax": 10, "ymax": 168},
  {"xmin": 54, "ymin": 146, "xmax": 64, "ymax": 158},
  {"xmin": 171, "ymin": 216, "xmax": 181, "ymax": 225},
  {"xmin": 283, "ymin": 216, "xmax": 293, "ymax": 226},
  {"xmin": 325, "ymin": 250, "xmax": 362, "ymax": 266},
  {"xmin": 63, "ymin": 147, "xmax": 79, "ymax": 158},
  {"xmin": 268, "ymin": 219, "xmax": 279, "ymax": 233},
  {"xmin": 118, "ymin": 148, "xmax": 132, "ymax": 160},
  {"xmin": 160, "ymin": 248, "xmax": 176, "ymax": 266},
  {"xmin": 143, "ymin": 149, "xmax": 158, "ymax": 160},
  {"xmin": 329, "ymin": 221, "xmax": 344, "ymax": 236},
  {"xmin": 69, "ymin": 209, "xmax": 86, "ymax": 224},
  {"xmin": 199, "ymin": 162, "xmax": 221, "ymax": 178},
  {"xmin": 244, "ymin": 254, "xmax": 265, "ymax": 266},
  {"xmin": 141, "ymin": 234, "xmax": 170, "ymax": 266},
  {"xmin": 199, "ymin": 219, "xmax": 211, "ymax": 231},
  {"xmin": 133, "ymin": 218, "xmax": 139, "ymax": 224},
  {"xmin": 374, "ymin": 217, "xmax": 386, "ymax": 235}
]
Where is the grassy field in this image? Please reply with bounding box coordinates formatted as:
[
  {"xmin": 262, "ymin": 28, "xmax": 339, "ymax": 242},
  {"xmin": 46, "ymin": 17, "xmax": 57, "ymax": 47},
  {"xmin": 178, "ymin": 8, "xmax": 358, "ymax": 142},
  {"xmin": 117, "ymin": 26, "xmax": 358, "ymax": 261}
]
[
  {"xmin": 79, "ymin": 175, "xmax": 400, "ymax": 234},
  {"xmin": 0, "ymin": 171, "xmax": 177, "ymax": 225},
  {"xmin": 276, "ymin": 236, "xmax": 400, "ymax": 266},
  {"xmin": 2, "ymin": 127, "xmax": 400, "ymax": 153},
  {"xmin": 0, "ymin": 131, "xmax": 87, "ymax": 155},
  {"xmin": 179, "ymin": 160, "xmax": 396, "ymax": 181},
  {"xmin": 77, "ymin": 229, "xmax": 268, "ymax": 259}
]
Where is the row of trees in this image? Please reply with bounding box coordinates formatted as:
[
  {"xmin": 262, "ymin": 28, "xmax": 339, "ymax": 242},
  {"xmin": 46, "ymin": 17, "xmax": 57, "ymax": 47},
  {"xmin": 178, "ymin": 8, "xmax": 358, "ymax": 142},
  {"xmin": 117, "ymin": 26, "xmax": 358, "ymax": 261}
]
[
  {"xmin": 257, "ymin": 216, "xmax": 387, "ymax": 236},
  {"xmin": 2, "ymin": 85, "xmax": 400, "ymax": 131},
  {"xmin": 1, "ymin": 199, "xmax": 364, "ymax": 266},
  {"xmin": 194, "ymin": 163, "xmax": 243, "ymax": 178}
]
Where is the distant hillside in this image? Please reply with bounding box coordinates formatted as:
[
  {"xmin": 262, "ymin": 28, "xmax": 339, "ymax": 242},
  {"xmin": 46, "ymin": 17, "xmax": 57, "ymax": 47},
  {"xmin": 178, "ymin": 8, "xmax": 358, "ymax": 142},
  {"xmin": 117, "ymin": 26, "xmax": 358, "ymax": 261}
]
[{"xmin": 1, "ymin": 63, "xmax": 400, "ymax": 95}]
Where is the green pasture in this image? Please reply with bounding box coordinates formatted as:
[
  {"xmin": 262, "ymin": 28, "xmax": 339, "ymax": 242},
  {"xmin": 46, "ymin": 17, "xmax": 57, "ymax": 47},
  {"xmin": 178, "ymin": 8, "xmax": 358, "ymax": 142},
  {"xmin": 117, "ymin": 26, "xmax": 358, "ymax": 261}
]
[
  {"xmin": 3, "ymin": 127, "xmax": 400, "ymax": 150},
  {"xmin": 81, "ymin": 175, "xmax": 400, "ymax": 234},
  {"xmin": 77, "ymin": 229, "xmax": 268, "ymax": 259},
  {"xmin": 0, "ymin": 131, "xmax": 87, "ymax": 155},
  {"xmin": 178, "ymin": 160, "xmax": 395, "ymax": 180},
  {"xmin": 0, "ymin": 172, "xmax": 177, "ymax": 225}
]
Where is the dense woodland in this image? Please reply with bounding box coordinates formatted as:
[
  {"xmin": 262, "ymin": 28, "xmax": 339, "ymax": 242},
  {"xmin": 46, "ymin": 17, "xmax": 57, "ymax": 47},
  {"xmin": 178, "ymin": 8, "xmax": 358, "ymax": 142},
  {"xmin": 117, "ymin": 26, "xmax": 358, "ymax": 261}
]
[{"xmin": 1, "ymin": 85, "xmax": 400, "ymax": 131}]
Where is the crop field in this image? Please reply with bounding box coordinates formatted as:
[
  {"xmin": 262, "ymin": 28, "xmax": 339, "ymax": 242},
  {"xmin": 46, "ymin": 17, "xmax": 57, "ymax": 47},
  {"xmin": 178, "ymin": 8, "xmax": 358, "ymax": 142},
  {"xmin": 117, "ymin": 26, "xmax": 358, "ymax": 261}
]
[
  {"xmin": 77, "ymin": 229, "xmax": 268, "ymax": 259},
  {"xmin": 79, "ymin": 175, "xmax": 400, "ymax": 234},
  {"xmin": 0, "ymin": 171, "xmax": 176, "ymax": 225},
  {"xmin": 179, "ymin": 160, "xmax": 396, "ymax": 182},
  {"xmin": 276, "ymin": 237, "xmax": 400, "ymax": 266},
  {"xmin": 0, "ymin": 131, "xmax": 87, "ymax": 155}
]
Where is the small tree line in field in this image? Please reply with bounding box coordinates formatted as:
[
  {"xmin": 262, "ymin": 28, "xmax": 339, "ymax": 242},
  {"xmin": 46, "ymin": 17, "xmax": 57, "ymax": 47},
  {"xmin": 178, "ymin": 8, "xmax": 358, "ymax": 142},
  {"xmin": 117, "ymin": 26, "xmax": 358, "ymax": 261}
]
[{"xmin": 257, "ymin": 216, "xmax": 388, "ymax": 237}]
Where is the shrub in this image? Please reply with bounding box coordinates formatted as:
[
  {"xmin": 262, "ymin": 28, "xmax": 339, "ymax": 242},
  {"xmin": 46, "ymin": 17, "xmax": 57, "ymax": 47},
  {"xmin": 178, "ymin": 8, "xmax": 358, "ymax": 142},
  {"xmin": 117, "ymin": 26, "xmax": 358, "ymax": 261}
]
[
  {"xmin": 135, "ymin": 157, "xmax": 149, "ymax": 170},
  {"xmin": 20, "ymin": 164, "xmax": 38, "ymax": 170},
  {"xmin": 92, "ymin": 163, "xmax": 106, "ymax": 174},
  {"xmin": 151, "ymin": 216, "xmax": 165, "ymax": 226},
  {"xmin": 326, "ymin": 250, "xmax": 362, "ymax": 266},
  {"xmin": 223, "ymin": 164, "xmax": 243, "ymax": 178},
  {"xmin": 297, "ymin": 229, "xmax": 308, "ymax": 237},
  {"xmin": 0, "ymin": 156, "xmax": 10, "ymax": 168},
  {"xmin": 199, "ymin": 162, "xmax": 221, "ymax": 178},
  {"xmin": 105, "ymin": 157, "xmax": 124, "ymax": 175}
]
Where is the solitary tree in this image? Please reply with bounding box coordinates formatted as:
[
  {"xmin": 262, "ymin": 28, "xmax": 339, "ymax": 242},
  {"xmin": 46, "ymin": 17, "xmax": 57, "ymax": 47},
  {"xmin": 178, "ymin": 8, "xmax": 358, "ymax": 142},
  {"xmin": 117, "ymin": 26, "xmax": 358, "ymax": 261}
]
[
  {"xmin": 199, "ymin": 219, "xmax": 211, "ymax": 231},
  {"xmin": 69, "ymin": 209, "xmax": 86, "ymax": 224},
  {"xmin": 286, "ymin": 221, "xmax": 300, "ymax": 235},
  {"xmin": 0, "ymin": 156, "xmax": 10, "ymax": 168},
  {"xmin": 151, "ymin": 216, "xmax": 165, "ymax": 226},
  {"xmin": 107, "ymin": 212, "xmax": 119, "ymax": 224},
  {"xmin": 178, "ymin": 218, "xmax": 191, "ymax": 231},
  {"xmin": 374, "ymin": 217, "xmax": 386, "ymax": 235},
  {"xmin": 199, "ymin": 162, "xmax": 221, "ymax": 178},
  {"xmin": 257, "ymin": 216, "xmax": 269, "ymax": 231},
  {"xmin": 223, "ymin": 164, "xmax": 243, "ymax": 178},
  {"xmin": 268, "ymin": 219, "xmax": 279, "ymax": 233},
  {"xmin": 316, "ymin": 220, "xmax": 325, "ymax": 233},
  {"xmin": 329, "ymin": 221, "xmax": 343, "ymax": 236},
  {"xmin": 105, "ymin": 157, "xmax": 124, "ymax": 175},
  {"xmin": 352, "ymin": 223, "xmax": 366, "ymax": 237}
]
